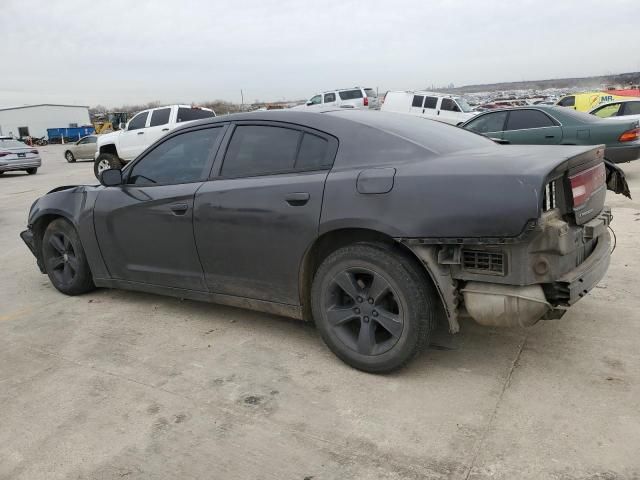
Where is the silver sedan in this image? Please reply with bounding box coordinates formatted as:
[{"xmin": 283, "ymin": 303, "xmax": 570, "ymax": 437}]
[
  {"xmin": 0, "ymin": 137, "xmax": 41, "ymax": 175},
  {"xmin": 64, "ymin": 135, "xmax": 98, "ymax": 162}
]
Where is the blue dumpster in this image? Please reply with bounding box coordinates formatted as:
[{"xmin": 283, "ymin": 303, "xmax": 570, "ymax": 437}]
[{"xmin": 47, "ymin": 126, "xmax": 95, "ymax": 143}]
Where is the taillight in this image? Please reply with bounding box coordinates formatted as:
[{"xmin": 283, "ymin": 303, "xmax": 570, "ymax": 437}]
[
  {"xmin": 569, "ymin": 163, "xmax": 606, "ymax": 208},
  {"xmin": 619, "ymin": 127, "xmax": 639, "ymax": 142},
  {"xmin": 363, "ymin": 96, "xmax": 369, "ymax": 107},
  {"xmin": 30, "ymin": 149, "xmax": 38, "ymax": 154}
]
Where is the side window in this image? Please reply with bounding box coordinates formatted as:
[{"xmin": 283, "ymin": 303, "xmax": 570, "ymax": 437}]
[
  {"xmin": 424, "ymin": 96, "xmax": 438, "ymax": 109},
  {"xmin": 338, "ymin": 89, "xmax": 364, "ymax": 100},
  {"xmin": 88, "ymin": 136, "xmax": 97, "ymax": 143},
  {"xmin": 177, "ymin": 107, "xmax": 215, "ymax": 123},
  {"xmin": 592, "ymin": 103, "xmax": 622, "ymax": 118},
  {"xmin": 128, "ymin": 127, "xmax": 222, "ymax": 186},
  {"xmin": 505, "ymin": 110, "xmax": 555, "ymax": 130},
  {"xmin": 558, "ymin": 96, "xmax": 575, "ymax": 107},
  {"xmin": 622, "ymin": 102, "xmax": 640, "ymax": 116},
  {"xmin": 150, "ymin": 108, "xmax": 171, "ymax": 126},
  {"xmin": 221, "ymin": 125, "xmax": 301, "ymax": 177},
  {"xmin": 308, "ymin": 95, "xmax": 322, "ymax": 105},
  {"xmin": 296, "ymin": 133, "xmax": 329, "ymax": 170},
  {"xmin": 412, "ymin": 95, "xmax": 424, "ymax": 108},
  {"xmin": 78, "ymin": 137, "xmax": 89, "ymax": 144},
  {"xmin": 127, "ymin": 112, "xmax": 148, "ymax": 131},
  {"xmin": 441, "ymin": 98, "xmax": 459, "ymax": 112},
  {"xmin": 465, "ymin": 111, "xmax": 508, "ymax": 134},
  {"xmin": 324, "ymin": 93, "xmax": 336, "ymax": 103}
]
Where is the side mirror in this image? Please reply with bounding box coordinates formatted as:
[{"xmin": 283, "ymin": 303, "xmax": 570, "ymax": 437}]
[
  {"xmin": 306, "ymin": 101, "xmax": 312, "ymax": 106},
  {"xmin": 99, "ymin": 168, "xmax": 123, "ymax": 187},
  {"xmin": 119, "ymin": 122, "xmax": 125, "ymax": 130}
]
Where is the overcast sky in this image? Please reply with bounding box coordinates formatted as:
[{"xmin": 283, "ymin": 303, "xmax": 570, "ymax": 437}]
[{"xmin": 2, "ymin": 0, "xmax": 639, "ymax": 107}]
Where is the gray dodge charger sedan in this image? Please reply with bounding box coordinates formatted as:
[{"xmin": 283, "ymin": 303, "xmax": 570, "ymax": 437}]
[{"xmin": 21, "ymin": 110, "xmax": 615, "ymax": 372}]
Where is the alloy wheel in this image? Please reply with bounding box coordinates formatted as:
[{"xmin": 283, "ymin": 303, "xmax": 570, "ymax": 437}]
[
  {"xmin": 97, "ymin": 159, "xmax": 111, "ymax": 174},
  {"xmin": 46, "ymin": 232, "xmax": 78, "ymax": 286},
  {"xmin": 324, "ymin": 267, "xmax": 404, "ymax": 356}
]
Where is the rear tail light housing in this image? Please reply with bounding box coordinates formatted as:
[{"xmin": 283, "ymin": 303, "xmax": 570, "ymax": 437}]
[
  {"xmin": 363, "ymin": 96, "xmax": 369, "ymax": 107},
  {"xmin": 619, "ymin": 127, "xmax": 639, "ymax": 142},
  {"xmin": 569, "ymin": 163, "xmax": 606, "ymax": 208},
  {"xmin": 30, "ymin": 149, "xmax": 38, "ymax": 154}
]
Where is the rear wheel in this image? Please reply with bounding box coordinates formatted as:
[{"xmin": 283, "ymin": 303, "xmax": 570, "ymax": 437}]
[
  {"xmin": 94, "ymin": 153, "xmax": 123, "ymax": 179},
  {"xmin": 26, "ymin": 168, "xmax": 37, "ymax": 175},
  {"xmin": 65, "ymin": 151, "xmax": 75, "ymax": 163},
  {"xmin": 311, "ymin": 242, "xmax": 435, "ymax": 373},
  {"xmin": 42, "ymin": 219, "xmax": 95, "ymax": 295}
]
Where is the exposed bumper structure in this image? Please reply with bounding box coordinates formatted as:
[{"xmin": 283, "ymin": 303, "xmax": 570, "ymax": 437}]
[{"xmin": 605, "ymin": 143, "xmax": 640, "ymax": 164}]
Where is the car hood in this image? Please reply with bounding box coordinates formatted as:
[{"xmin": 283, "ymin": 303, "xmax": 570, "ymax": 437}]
[{"xmin": 96, "ymin": 131, "xmax": 121, "ymax": 145}]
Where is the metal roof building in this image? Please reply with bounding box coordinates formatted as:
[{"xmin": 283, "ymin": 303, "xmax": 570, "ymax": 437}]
[{"xmin": 0, "ymin": 104, "xmax": 91, "ymax": 139}]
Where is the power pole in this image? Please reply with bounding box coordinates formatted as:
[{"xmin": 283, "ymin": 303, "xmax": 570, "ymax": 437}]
[{"xmin": 240, "ymin": 89, "xmax": 244, "ymax": 108}]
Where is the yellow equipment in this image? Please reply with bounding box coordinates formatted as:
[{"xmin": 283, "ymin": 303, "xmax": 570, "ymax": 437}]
[{"xmin": 93, "ymin": 112, "xmax": 129, "ymax": 134}]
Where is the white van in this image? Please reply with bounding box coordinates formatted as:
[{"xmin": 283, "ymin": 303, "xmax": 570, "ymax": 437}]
[
  {"xmin": 295, "ymin": 87, "xmax": 379, "ymax": 111},
  {"xmin": 381, "ymin": 91, "xmax": 477, "ymax": 125}
]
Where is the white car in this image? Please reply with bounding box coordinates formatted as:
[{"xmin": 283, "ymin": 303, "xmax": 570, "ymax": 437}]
[
  {"xmin": 0, "ymin": 136, "xmax": 41, "ymax": 175},
  {"xmin": 64, "ymin": 135, "xmax": 98, "ymax": 163},
  {"xmin": 381, "ymin": 91, "xmax": 477, "ymax": 125},
  {"xmin": 94, "ymin": 104, "xmax": 215, "ymax": 178},
  {"xmin": 295, "ymin": 87, "xmax": 379, "ymax": 110},
  {"xmin": 589, "ymin": 98, "xmax": 640, "ymax": 122}
]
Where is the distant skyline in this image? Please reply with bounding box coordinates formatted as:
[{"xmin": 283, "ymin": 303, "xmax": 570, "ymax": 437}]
[{"xmin": 2, "ymin": 0, "xmax": 639, "ymax": 108}]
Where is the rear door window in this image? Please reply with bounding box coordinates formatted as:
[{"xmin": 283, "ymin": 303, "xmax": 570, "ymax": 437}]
[
  {"xmin": 505, "ymin": 110, "xmax": 556, "ymax": 130},
  {"xmin": 177, "ymin": 107, "xmax": 215, "ymax": 123},
  {"xmin": 423, "ymin": 96, "xmax": 438, "ymax": 109},
  {"xmin": 622, "ymin": 101, "xmax": 640, "ymax": 115},
  {"xmin": 558, "ymin": 96, "xmax": 575, "ymax": 107},
  {"xmin": 127, "ymin": 112, "xmax": 149, "ymax": 131},
  {"xmin": 465, "ymin": 111, "xmax": 508, "ymax": 133},
  {"xmin": 411, "ymin": 95, "xmax": 424, "ymax": 108},
  {"xmin": 338, "ymin": 89, "xmax": 364, "ymax": 100},
  {"xmin": 295, "ymin": 133, "xmax": 329, "ymax": 170},
  {"xmin": 323, "ymin": 93, "xmax": 336, "ymax": 103},
  {"xmin": 150, "ymin": 108, "xmax": 171, "ymax": 126}
]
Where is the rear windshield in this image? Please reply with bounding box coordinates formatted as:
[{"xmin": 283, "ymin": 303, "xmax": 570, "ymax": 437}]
[
  {"xmin": 364, "ymin": 88, "xmax": 377, "ymax": 98},
  {"xmin": 339, "ymin": 89, "xmax": 364, "ymax": 100},
  {"xmin": 0, "ymin": 139, "xmax": 27, "ymax": 149},
  {"xmin": 550, "ymin": 106, "xmax": 604, "ymax": 124},
  {"xmin": 177, "ymin": 107, "xmax": 216, "ymax": 123},
  {"xmin": 327, "ymin": 110, "xmax": 493, "ymax": 154}
]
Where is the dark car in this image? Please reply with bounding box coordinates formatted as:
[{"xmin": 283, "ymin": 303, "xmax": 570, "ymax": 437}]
[
  {"xmin": 21, "ymin": 110, "xmax": 614, "ymax": 372},
  {"xmin": 460, "ymin": 105, "xmax": 640, "ymax": 164}
]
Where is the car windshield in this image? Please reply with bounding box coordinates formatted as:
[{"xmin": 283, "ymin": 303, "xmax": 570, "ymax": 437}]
[
  {"xmin": 455, "ymin": 98, "xmax": 474, "ymax": 112},
  {"xmin": 0, "ymin": 139, "xmax": 27, "ymax": 149}
]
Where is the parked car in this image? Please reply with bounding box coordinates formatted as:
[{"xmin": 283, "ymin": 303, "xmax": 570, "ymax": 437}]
[
  {"xmin": 556, "ymin": 92, "xmax": 628, "ymax": 112},
  {"xmin": 381, "ymin": 91, "xmax": 477, "ymax": 125},
  {"xmin": 93, "ymin": 104, "xmax": 215, "ymax": 178},
  {"xmin": 0, "ymin": 136, "xmax": 40, "ymax": 175},
  {"xmin": 461, "ymin": 105, "xmax": 640, "ymax": 163},
  {"xmin": 295, "ymin": 87, "xmax": 379, "ymax": 111},
  {"xmin": 64, "ymin": 135, "xmax": 98, "ymax": 162},
  {"xmin": 22, "ymin": 110, "xmax": 617, "ymax": 372},
  {"xmin": 588, "ymin": 99, "xmax": 640, "ymax": 122}
]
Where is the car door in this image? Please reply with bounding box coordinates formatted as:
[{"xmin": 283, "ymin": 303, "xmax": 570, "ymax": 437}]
[
  {"xmin": 462, "ymin": 110, "xmax": 508, "ymax": 140},
  {"xmin": 409, "ymin": 94, "xmax": 425, "ymax": 116},
  {"xmin": 145, "ymin": 107, "xmax": 172, "ymax": 145},
  {"xmin": 438, "ymin": 98, "xmax": 463, "ymax": 124},
  {"xmin": 118, "ymin": 110, "xmax": 150, "ymax": 160},
  {"xmin": 93, "ymin": 125, "xmax": 226, "ymax": 290},
  {"xmin": 420, "ymin": 95, "xmax": 438, "ymax": 120},
  {"xmin": 77, "ymin": 135, "xmax": 97, "ymax": 158},
  {"xmin": 323, "ymin": 92, "xmax": 337, "ymax": 108},
  {"xmin": 194, "ymin": 122, "xmax": 337, "ymax": 305},
  {"xmin": 501, "ymin": 109, "xmax": 563, "ymax": 145},
  {"xmin": 305, "ymin": 95, "xmax": 322, "ymax": 110}
]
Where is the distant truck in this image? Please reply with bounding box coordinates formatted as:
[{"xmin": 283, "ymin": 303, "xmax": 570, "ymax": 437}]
[
  {"xmin": 556, "ymin": 92, "xmax": 630, "ymax": 112},
  {"xmin": 94, "ymin": 105, "xmax": 215, "ymax": 178},
  {"xmin": 381, "ymin": 91, "xmax": 477, "ymax": 125}
]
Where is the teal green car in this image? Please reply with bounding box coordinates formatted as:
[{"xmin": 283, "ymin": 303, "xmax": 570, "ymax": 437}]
[{"xmin": 461, "ymin": 105, "xmax": 640, "ymax": 164}]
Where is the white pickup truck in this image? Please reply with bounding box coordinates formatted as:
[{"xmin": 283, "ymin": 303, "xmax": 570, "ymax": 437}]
[{"xmin": 94, "ymin": 104, "xmax": 215, "ymax": 178}]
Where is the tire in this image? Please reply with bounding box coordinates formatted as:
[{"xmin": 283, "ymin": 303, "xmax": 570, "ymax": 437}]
[
  {"xmin": 311, "ymin": 242, "xmax": 435, "ymax": 373},
  {"xmin": 65, "ymin": 151, "xmax": 75, "ymax": 163},
  {"xmin": 94, "ymin": 153, "xmax": 123, "ymax": 179},
  {"xmin": 26, "ymin": 168, "xmax": 37, "ymax": 175},
  {"xmin": 42, "ymin": 218, "xmax": 95, "ymax": 295}
]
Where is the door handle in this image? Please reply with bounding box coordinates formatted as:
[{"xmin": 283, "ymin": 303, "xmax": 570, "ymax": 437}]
[
  {"xmin": 137, "ymin": 131, "xmax": 144, "ymax": 135},
  {"xmin": 285, "ymin": 192, "xmax": 310, "ymax": 206},
  {"xmin": 162, "ymin": 128, "xmax": 170, "ymax": 131},
  {"xmin": 169, "ymin": 203, "xmax": 189, "ymax": 215},
  {"xmin": 545, "ymin": 135, "xmax": 555, "ymax": 138},
  {"xmin": 437, "ymin": 111, "xmax": 440, "ymax": 115}
]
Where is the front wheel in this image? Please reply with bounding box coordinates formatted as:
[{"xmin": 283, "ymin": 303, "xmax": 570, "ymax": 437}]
[
  {"xmin": 311, "ymin": 242, "xmax": 436, "ymax": 373},
  {"xmin": 42, "ymin": 219, "xmax": 95, "ymax": 295},
  {"xmin": 94, "ymin": 153, "xmax": 124, "ymax": 179},
  {"xmin": 65, "ymin": 151, "xmax": 75, "ymax": 163},
  {"xmin": 26, "ymin": 168, "xmax": 37, "ymax": 175}
]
